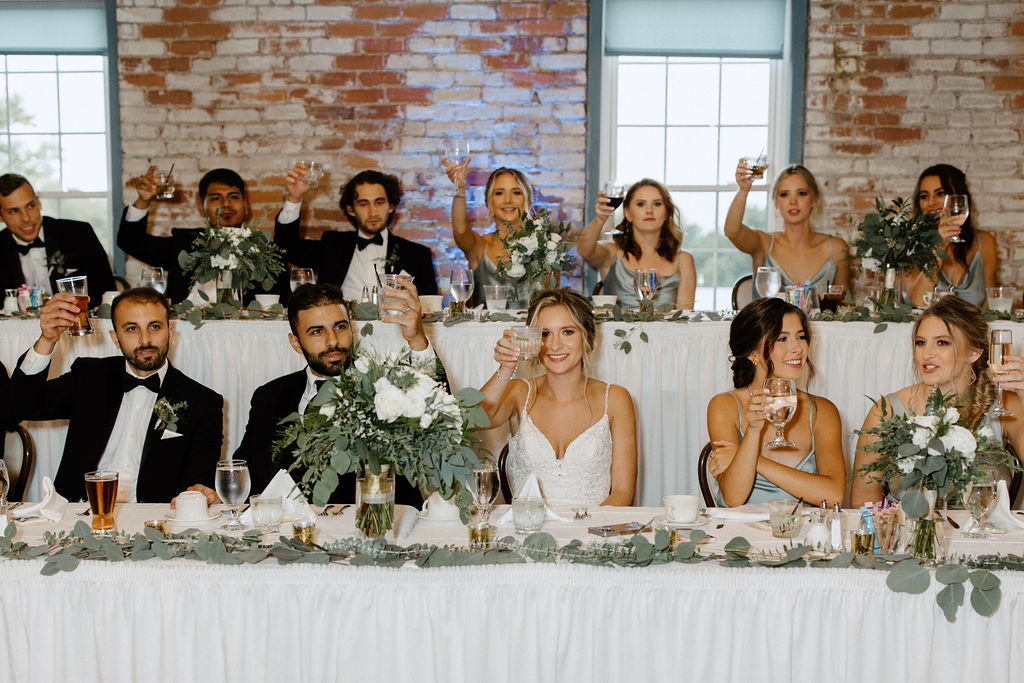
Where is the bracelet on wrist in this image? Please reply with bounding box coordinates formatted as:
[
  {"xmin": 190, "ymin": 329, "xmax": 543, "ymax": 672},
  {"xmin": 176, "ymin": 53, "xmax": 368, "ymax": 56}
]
[
  {"xmin": 495, "ymin": 369, "xmax": 513, "ymax": 384},
  {"xmin": 453, "ymin": 191, "xmax": 466, "ymax": 199}
]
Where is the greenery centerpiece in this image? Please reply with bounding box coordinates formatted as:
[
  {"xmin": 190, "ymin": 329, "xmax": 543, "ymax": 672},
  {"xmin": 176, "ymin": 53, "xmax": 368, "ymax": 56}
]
[
  {"xmin": 855, "ymin": 388, "xmax": 1013, "ymax": 561},
  {"xmin": 178, "ymin": 210, "xmax": 284, "ymax": 305},
  {"xmin": 274, "ymin": 347, "xmax": 489, "ymax": 537},
  {"xmin": 852, "ymin": 197, "xmax": 942, "ymax": 307},
  {"xmin": 496, "ymin": 209, "xmax": 576, "ymax": 307}
]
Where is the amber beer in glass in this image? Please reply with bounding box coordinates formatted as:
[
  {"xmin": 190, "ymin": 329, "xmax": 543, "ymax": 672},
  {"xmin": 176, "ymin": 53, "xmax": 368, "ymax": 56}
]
[
  {"xmin": 84, "ymin": 470, "xmax": 118, "ymax": 534},
  {"xmin": 56, "ymin": 275, "xmax": 93, "ymax": 336}
]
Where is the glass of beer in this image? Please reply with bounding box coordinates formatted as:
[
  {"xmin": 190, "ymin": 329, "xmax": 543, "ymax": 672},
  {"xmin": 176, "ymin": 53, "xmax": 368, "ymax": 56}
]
[
  {"xmin": 84, "ymin": 470, "xmax": 119, "ymax": 535},
  {"xmin": 56, "ymin": 275, "xmax": 93, "ymax": 336}
]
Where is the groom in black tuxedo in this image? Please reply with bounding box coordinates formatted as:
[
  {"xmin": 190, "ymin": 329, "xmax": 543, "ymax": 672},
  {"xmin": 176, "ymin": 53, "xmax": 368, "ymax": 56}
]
[
  {"xmin": 10, "ymin": 288, "xmax": 223, "ymax": 503},
  {"xmin": 0, "ymin": 173, "xmax": 115, "ymax": 296},
  {"xmin": 273, "ymin": 167, "xmax": 438, "ymax": 300},
  {"xmin": 234, "ymin": 281, "xmax": 429, "ymax": 505}
]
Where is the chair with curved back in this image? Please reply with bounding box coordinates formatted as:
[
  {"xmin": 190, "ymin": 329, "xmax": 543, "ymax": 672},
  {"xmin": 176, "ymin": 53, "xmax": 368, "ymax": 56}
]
[
  {"xmin": 696, "ymin": 441, "xmax": 717, "ymax": 508},
  {"xmin": 497, "ymin": 443, "xmax": 513, "ymax": 504},
  {"xmin": 4, "ymin": 425, "xmax": 35, "ymax": 502},
  {"xmin": 1007, "ymin": 442, "xmax": 1022, "ymax": 506},
  {"xmin": 731, "ymin": 274, "xmax": 753, "ymax": 311}
]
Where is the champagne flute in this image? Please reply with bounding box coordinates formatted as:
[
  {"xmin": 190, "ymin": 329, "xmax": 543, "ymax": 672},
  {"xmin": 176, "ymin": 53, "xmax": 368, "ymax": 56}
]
[
  {"xmin": 140, "ymin": 266, "xmax": 168, "ymax": 294},
  {"xmin": 634, "ymin": 268, "xmax": 657, "ymax": 313},
  {"xmin": 763, "ymin": 377, "xmax": 798, "ymax": 449},
  {"xmin": 962, "ymin": 467, "xmax": 998, "ymax": 538},
  {"xmin": 987, "ymin": 328, "xmax": 1014, "ymax": 418},
  {"xmin": 600, "ymin": 181, "xmax": 624, "ymax": 238},
  {"xmin": 216, "ymin": 459, "xmax": 251, "ymax": 531},
  {"xmin": 290, "ymin": 267, "xmax": 315, "ymax": 292},
  {"xmin": 942, "ymin": 194, "xmax": 969, "ymax": 244},
  {"xmin": 469, "ymin": 465, "xmax": 499, "ymax": 523},
  {"xmin": 449, "ymin": 268, "xmax": 474, "ymax": 314},
  {"xmin": 755, "ymin": 266, "xmax": 782, "ymax": 299}
]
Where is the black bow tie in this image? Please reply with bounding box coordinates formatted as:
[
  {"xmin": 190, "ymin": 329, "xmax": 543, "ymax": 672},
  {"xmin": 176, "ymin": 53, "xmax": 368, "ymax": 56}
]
[
  {"xmin": 122, "ymin": 372, "xmax": 160, "ymax": 394},
  {"xmin": 14, "ymin": 238, "xmax": 44, "ymax": 256},
  {"xmin": 355, "ymin": 233, "xmax": 384, "ymax": 251}
]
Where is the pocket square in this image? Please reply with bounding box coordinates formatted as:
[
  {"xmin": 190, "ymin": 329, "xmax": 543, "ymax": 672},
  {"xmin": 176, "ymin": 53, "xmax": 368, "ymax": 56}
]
[{"xmin": 160, "ymin": 429, "xmax": 183, "ymax": 440}]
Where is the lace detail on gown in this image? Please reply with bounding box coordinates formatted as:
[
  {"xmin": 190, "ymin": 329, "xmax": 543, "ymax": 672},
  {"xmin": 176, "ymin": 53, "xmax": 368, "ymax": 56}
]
[{"xmin": 506, "ymin": 380, "xmax": 613, "ymax": 506}]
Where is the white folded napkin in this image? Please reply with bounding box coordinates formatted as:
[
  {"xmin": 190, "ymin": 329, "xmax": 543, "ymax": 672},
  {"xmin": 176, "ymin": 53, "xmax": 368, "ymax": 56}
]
[
  {"xmin": 13, "ymin": 477, "xmax": 68, "ymax": 522},
  {"xmin": 708, "ymin": 504, "xmax": 771, "ymax": 522},
  {"xmin": 239, "ymin": 469, "xmax": 315, "ymax": 524},
  {"xmin": 394, "ymin": 504, "xmax": 418, "ymax": 544},
  {"xmin": 983, "ymin": 479, "xmax": 1024, "ymax": 532},
  {"xmin": 494, "ymin": 474, "xmax": 569, "ymax": 524}
]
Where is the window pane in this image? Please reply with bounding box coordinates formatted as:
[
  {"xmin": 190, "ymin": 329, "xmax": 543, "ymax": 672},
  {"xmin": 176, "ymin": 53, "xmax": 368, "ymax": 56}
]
[
  {"xmin": 673, "ymin": 191, "xmax": 717, "ymax": 251},
  {"xmin": 665, "ymin": 127, "xmax": 717, "ymax": 185},
  {"xmin": 8, "ymin": 73, "xmax": 59, "ymax": 132},
  {"xmin": 58, "ymin": 55, "xmax": 103, "ymax": 72},
  {"xmin": 6, "ymin": 55, "xmax": 56, "ymax": 72},
  {"xmin": 718, "ymin": 126, "xmax": 768, "ymax": 184},
  {"xmin": 54, "ymin": 196, "xmax": 111, "ymax": 251},
  {"xmin": 61, "ymin": 134, "xmax": 108, "ymax": 192},
  {"xmin": 615, "ymin": 127, "xmax": 664, "ymax": 185},
  {"xmin": 616, "ymin": 62, "xmax": 666, "ymax": 125},
  {"xmin": 0, "ymin": 74, "xmax": 6, "ymax": 132},
  {"xmin": 9, "ymin": 134, "xmax": 60, "ymax": 188},
  {"xmin": 720, "ymin": 62, "xmax": 769, "ymax": 126},
  {"xmin": 666, "ymin": 63, "xmax": 719, "ymax": 126},
  {"xmin": 716, "ymin": 190, "xmax": 768, "ymax": 243},
  {"xmin": 59, "ymin": 72, "xmax": 105, "ymax": 132}
]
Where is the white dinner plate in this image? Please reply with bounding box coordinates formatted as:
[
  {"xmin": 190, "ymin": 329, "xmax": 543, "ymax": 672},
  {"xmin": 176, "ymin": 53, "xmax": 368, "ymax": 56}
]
[
  {"xmin": 416, "ymin": 510, "xmax": 463, "ymax": 526},
  {"xmin": 652, "ymin": 513, "xmax": 710, "ymax": 530},
  {"xmin": 164, "ymin": 510, "xmax": 222, "ymax": 524}
]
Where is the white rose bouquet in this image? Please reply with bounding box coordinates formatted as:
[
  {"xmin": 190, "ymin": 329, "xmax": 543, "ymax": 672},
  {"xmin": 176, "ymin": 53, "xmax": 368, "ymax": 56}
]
[
  {"xmin": 496, "ymin": 209, "xmax": 576, "ymax": 288},
  {"xmin": 273, "ymin": 347, "xmax": 490, "ymax": 526}
]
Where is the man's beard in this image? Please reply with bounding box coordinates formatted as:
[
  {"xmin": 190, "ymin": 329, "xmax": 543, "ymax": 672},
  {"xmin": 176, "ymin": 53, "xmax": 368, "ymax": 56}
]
[
  {"xmin": 126, "ymin": 344, "xmax": 168, "ymax": 372},
  {"xmin": 303, "ymin": 344, "xmax": 350, "ymax": 377}
]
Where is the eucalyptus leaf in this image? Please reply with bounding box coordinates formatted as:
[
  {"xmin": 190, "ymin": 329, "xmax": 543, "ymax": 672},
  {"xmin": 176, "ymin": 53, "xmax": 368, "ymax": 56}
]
[
  {"xmin": 73, "ymin": 521, "xmax": 92, "ymax": 538},
  {"xmin": 886, "ymin": 559, "xmax": 930, "ymax": 594},
  {"xmin": 522, "ymin": 533, "xmax": 557, "ymax": 562},
  {"xmin": 901, "ymin": 489, "xmax": 928, "ymax": 519},
  {"xmin": 724, "ymin": 537, "xmax": 751, "ymax": 554},
  {"xmin": 937, "ymin": 582, "xmax": 964, "ymax": 623},
  {"xmin": 935, "ymin": 564, "xmax": 969, "ymax": 585},
  {"xmin": 968, "ymin": 570, "xmax": 1000, "ymax": 591},
  {"xmin": 970, "ymin": 586, "xmax": 1001, "ymax": 616}
]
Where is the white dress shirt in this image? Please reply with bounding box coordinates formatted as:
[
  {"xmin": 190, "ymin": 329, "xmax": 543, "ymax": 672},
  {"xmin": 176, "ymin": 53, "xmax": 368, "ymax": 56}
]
[
  {"xmin": 342, "ymin": 229, "xmax": 388, "ymax": 301},
  {"xmin": 12, "ymin": 226, "xmax": 50, "ymax": 293}
]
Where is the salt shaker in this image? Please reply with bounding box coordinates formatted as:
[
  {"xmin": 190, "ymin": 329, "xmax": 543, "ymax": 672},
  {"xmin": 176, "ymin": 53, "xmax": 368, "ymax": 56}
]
[
  {"xmin": 830, "ymin": 502, "xmax": 844, "ymax": 551},
  {"xmin": 360, "ymin": 285, "xmax": 371, "ymax": 303},
  {"xmin": 805, "ymin": 507, "xmax": 830, "ymax": 550}
]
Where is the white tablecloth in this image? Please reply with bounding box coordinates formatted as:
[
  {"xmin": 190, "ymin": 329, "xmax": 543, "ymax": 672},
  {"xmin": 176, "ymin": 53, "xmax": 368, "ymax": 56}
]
[
  {"xmin": 4, "ymin": 318, "xmax": 1021, "ymax": 505},
  {"xmin": 2, "ymin": 504, "xmax": 1023, "ymax": 683}
]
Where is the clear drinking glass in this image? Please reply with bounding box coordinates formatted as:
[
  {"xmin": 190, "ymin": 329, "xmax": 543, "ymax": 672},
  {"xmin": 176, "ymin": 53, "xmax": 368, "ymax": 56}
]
[
  {"xmin": 943, "ymin": 194, "xmax": 969, "ymax": 243},
  {"xmin": 299, "ymin": 161, "xmax": 323, "ymax": 189},
  {"xmin": 250, "ymin": 494, "xmax": 284, "ymax": 534},
  {"xmin": 140, "ymin": 266, "xmax": 168, "ymax": 294},
  {"xmin": 155, "ymin": 170, "xmax": 175, "ymax": 200},
  {"xmin": 755, "ymin": 266, "xmax": 782, "ymax": 298},
  {"xmin": 483, "ymin": 284, "xmax": 510, "ymax": 312},
  {"xmin": 986, "ymin": 286, "xmax": 1015, "ymax": 314},
  {"xmin": 600, "ymin": 181, "xmax": 625, "ymax": 238},
  {"xmin": 215, "ymin": 459, "xmax": 251, "ymax": 531},
  {"xmin": 449, "ymin": 268, "xmax": 474, "ymax": 314},
  {"xmin": 743, "ymin": 153, "xmax": 768, "ymax": 180},
  {"xmin": 634, "ymin": 268, "xmax": 657, "ymax": 312},
  {"xmin": 512, "ymin": 325, "xmax": 542, "ymax": 360},
  {"xmin": 444, "ymin": 141, "xmax": 470, "ymax": 165},
  {"xmin": 511, "ymin": 496, "xmax": 545, "ymax": 535},
  {"xmin": 763, "ymin": 377, "xmax": 798, "ymax": 449},
  {"xmin": 987, "ymin": 328, "xmax": 1014, "ymax": 418},
  {"xmin": 469, "ymin": 465, "xmax": 499, "ymax": 523},
  {"xmin": 962, "ymin": 467, "xmax": 998, "ymax": 538},
  {"xmin": 56, "ymin": 275, "xmax": 93, "ymax": 336},
  {"xmin": 290, "ymin": 267, "xmax": 315, "ymax": 292}
]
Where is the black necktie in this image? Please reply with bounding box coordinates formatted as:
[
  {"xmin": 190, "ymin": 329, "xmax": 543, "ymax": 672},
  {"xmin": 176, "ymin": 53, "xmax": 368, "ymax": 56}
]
[
  {"xmin": 122, "ymin": 372, "xmax": 160, "ymax": 394},
  {"xmin": 14, "ymin": 238, "xmax": 44, "ymax": 256},
  {"xmin": 355, "ymin": 233, "xmax": 383, "ymax": 251}
]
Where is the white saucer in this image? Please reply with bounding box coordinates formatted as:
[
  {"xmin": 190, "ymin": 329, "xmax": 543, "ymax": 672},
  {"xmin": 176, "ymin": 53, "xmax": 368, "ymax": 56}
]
[
  {"xmin": 416, "ymin": 510, "xmax": 463, "ymax": 526},
  {"xmin": 165, "ymin": 510, "xmax": 222, "ymax": 524},
  {"xmin": 653, "ymin": 513, "xmax": 710, "ymax": 530}
]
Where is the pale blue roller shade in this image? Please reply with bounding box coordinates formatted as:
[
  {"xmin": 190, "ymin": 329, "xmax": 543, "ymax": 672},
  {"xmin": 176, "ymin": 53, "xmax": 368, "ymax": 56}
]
[
  {"xmin": 605, "ymin": 0, "xmax": 787, "ymax": 58},
  {"xmin": 0, "ymin": 2, "xmax": 108, "ymax": 53}
]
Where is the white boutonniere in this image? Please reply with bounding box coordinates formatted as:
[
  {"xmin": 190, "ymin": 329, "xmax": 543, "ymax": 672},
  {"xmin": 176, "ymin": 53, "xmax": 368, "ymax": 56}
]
[
  {"xmin": 46, "ymin": 250, "xmax": 66, "ymax": 276},
  {"xmin": 154, "ymin": 397, "xmax": 187, "ymax": 432}
]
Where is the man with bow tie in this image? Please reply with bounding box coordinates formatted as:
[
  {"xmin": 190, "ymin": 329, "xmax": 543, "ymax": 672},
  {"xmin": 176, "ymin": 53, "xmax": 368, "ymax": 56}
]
[
  {"xmin": 273, "ymin": 167, "xmax": 438, "ymax": 300},
  {"xmin": 9, "ymin": 288, "xmax": 223, "ymax": 503},
  {"xmin": 0, "ymin": 173, "xmax": 116, "ymax": 296}
]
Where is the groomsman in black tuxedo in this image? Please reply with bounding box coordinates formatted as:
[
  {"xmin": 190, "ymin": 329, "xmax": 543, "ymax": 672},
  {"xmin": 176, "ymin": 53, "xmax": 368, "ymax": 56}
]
[
  {"xmin": 10, "ymin": 288, "xmax": 223, "ymax": 503},
  {"xmin": 273, "ymin": 167, "xmax": 438, "ymax": 300},
  {"xmin": 0, "ymin": 173, "xmax": 115, "ymax": 296},
  {"xmin": 234, "ymin": 281, "xmax": 429, "ymax": 505}
]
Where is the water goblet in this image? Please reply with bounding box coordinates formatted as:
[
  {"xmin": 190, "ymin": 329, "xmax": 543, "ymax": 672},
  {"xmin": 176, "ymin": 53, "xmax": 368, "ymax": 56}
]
[
  {"xmin": 449, "ymin": 268, "xmax": 474, "ymax": 315},
  {"xmin": 755, "ymin": 266, "xmax": 782, "ymax": 298},
  {"xmin": 962, "ymin": 467, "xmax": 998, "ymax": 538},
  {"xmin": 942, "ymin": 194, "xmax": 969, "ymax": 244},
  {"xmin": 469, "ymin": 465, "xmax": 499, "ymax": 523},
  {"xmin": 215, "ymin": 459, "xmax": 251, "ymax": 531},
  {"xmin": 763, "ymin": 377, "xmax": 797, "ymax": 449},
  {"xmin": 290, "ymin": 267, "xmax": 315, "ymax": 292},
  {"xmin": 140, "ymin": 266, "xmax": 168, "ymax": 295},
  {"xmin": 634, "ymin": 268, "xmax": 657, "ymax": 313},
  {"xmin": 444, "ymin": 141, "xmax": 470, "ymax": 165},
  {"xmin": 987, "ymin": 328, "xmax": 1014, "ymax": 418},
  {"xmin": 600, "ymin": 181, "xmax": 624, "ymax": 238}
]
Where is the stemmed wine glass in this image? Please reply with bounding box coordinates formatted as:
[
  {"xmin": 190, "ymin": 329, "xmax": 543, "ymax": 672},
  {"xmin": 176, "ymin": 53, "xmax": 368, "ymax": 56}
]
[
  {"xmin": 140, "ymin": 266, "xmax": 168, "ymax": 294},
  {"xmin": 468, "ymin": 465, "xmax": 499, "ymax": 524},
  {"xmin": 449, "ymin": 268, "xmax": 475, "ymax": 314},
  {"xmin": 763, "ymin": 377, "xmax": 798, "ymax": 449},
  {"xmin": 962, "ymin": 466, "xmax": 998, "ymax": 538},
  {"xmin": 444, "ymin": 141, "xmax": 470, "ymax": 166},
  {"xmin": 216, "ymin": 459, "xmax": 251, "ymax": 531},
  {"xmin": 290, "ymin": 267, "xmax": 315, "ymax": 292},
  {"xmin": 601, "ymin": 181, "xmax": 624, "ymax": 238},
  {"xmin": 987, "ymin": 328, "xmax": 1014, "ymax": 418},
  {"xmin": 634, "ymin": 268, "xmax": 657, "ymax": 313},
  {"xmin": 755, "ymin": 266, "xmax": 782, "ymax": 298},
  {"xmin": 943, "ymin": 194, "xmax": 969, "ymax": 244}
]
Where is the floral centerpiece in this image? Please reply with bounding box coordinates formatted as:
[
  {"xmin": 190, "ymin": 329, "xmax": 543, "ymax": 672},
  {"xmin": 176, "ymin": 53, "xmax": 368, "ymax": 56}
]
[
  {"xmin": 855, "ymin": 388, "xmax": 1014, "ymax": 560},
  {"xmin": 273, "ymin": 347, "xmax": 489, "ymax": 537},
  {"xmin": 496, "ymin": 209, "xmax": 576, "ymax": 306},
  {"xmin": 851, "ymin": 197, "xmax": 941, "ymax": 307},
  {"xmin": 178, "ymin": 210, "xmax": 285, "ymax": 304}
]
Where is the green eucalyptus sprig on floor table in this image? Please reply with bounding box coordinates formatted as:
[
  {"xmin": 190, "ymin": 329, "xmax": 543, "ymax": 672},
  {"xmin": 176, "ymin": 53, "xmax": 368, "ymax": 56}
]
[{"xmin": 167, "ymin": 300, "xmax": 287, "ymax": 329}]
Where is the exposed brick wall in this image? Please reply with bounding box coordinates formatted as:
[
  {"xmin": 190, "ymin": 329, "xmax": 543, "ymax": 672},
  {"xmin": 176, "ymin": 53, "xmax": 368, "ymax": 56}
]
[
  {"xmin": 804, "ymin": 1, "xmax": 1024, "ymax": 286},
  {"xmin": 116, "ymin": 0, "xmax": 588, "ymax": 279}
]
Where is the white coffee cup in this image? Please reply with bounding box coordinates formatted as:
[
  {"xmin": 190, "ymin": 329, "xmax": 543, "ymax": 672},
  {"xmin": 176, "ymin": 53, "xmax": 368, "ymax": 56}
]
[
  {"xmin": 663, "ymin": 494, "xmax": 699, "ymax": 523},
  {"xmin": 254, "ymin": 294, "xmax": 280, "ymax": 308},
  {"xmin": 591, "ymin": 295, "xmax": 617, "ymax": 307},
  {"xmin": 175, "ymin": 490, "xmax": 209, "ymax": 521},
  {"xmin": 419, "ymin": 295, "xmax": 444, "ymax": 313},
  {"xmin": 422, "ymin": 491, "xmax": 460, "ymax": 521}
]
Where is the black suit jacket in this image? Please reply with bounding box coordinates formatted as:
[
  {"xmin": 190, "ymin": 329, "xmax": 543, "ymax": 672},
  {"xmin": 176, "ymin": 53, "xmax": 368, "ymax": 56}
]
[
  {"xmin": 273, "ymin": 215, "xmax": 438, "ymax": 295},
  {"xmin": 10, "ymin": 356, "xmax": 223, "ymax": 502},
  {"xmin": 234, "ymin": 369, "xmax": 421, "ymax": 506},
  {"xmin": 0, "ymin": 217, "xmax": 115, "ymax": 296}
]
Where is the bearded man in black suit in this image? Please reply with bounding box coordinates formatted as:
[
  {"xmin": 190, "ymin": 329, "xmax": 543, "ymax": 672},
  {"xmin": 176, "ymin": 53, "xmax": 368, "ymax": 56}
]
[
  {"xmin": 234, "ymin": 281, "xmax": 429, "ymax": 505},
  {"xmin": 273, "ymin": 167, "xmax": 438, "ymax": 300},
  {"xmin": 10, "ymin": 288, "xmax": 223, "ymax": 503},
  {"xmin": 0, "ymin": 173, "xmax": 115, "ymax": 297}
]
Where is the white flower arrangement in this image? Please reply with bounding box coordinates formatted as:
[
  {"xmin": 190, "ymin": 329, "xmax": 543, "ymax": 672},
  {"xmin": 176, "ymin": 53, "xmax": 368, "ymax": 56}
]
[
  {"xmin": 177, "ymin": 210, "xmax": 285, "ymax": 299},
  {"xmin": 496, "ymin": 209, "xmax": 576, "ymax": 287}
]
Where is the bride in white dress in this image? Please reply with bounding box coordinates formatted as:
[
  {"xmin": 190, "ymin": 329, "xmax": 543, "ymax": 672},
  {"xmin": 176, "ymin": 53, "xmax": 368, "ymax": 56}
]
[{"xmin": 479, "ymin": 288, "xmax": 637, "ymax": 506}]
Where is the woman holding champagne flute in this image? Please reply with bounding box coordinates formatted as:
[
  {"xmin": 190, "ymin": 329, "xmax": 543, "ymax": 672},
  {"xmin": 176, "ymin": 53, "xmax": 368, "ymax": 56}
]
[
  {"xmin": 903, "ymin": 164, "xmax": 997, "ymax": 307},
  {"xmin": 851, "ymin": 296, "xmax": 1024, "ymax": 507},
  {"xmin": 479, "ymin": 288, "xmax": 637, "ymax": 506},
  {"xmin": 725, "ymin": 161, "xmax": 849, "ymax": 298},
  {"xmin": 578, "ymin": 178, "xmax": 696, "ymax": 309},
  {"xmin": 706, "ymin": 298, "xmax": 846, "ymax": 507}
]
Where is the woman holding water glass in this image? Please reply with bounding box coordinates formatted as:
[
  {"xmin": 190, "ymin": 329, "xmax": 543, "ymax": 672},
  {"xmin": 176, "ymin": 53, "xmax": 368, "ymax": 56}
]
[
  {"xmin": 707, "ymin": 298, "xmax": 846, "ymax": 507},
  {"xmin": 578, "ymin": 179, "xmax": 696, "ymax": 310},
  {"xmin": 851, "ymin": 296, "xmax": 1024, "ymax": 507},
  {"xmin": 903, "ymin": 164, "xmax": 997, "ymax": 307},
  {"xmin": 725, "ymin": 162, "xmax": 849, "ymax": 298},
  {"xmin": 479, "ymin": 288, "xmax": 637, "ymax": 506}
]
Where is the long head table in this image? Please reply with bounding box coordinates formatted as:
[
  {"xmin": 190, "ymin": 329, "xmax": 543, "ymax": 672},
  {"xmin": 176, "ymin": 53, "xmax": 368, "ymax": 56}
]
[{"xmin": 3, "ymin": 317, "xmax": 1022, "ymax": 505}]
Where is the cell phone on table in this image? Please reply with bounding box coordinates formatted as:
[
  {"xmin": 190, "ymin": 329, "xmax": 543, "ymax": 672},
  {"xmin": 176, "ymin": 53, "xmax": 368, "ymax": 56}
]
[{"xmin": 588, "ymin": 522, "xmax": 648, "ymax": 537}]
